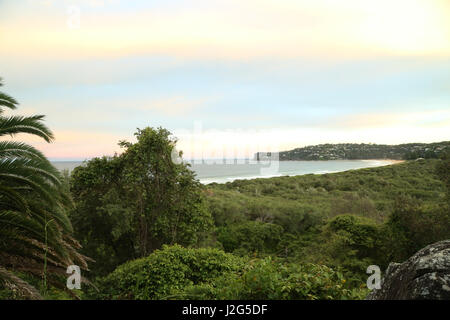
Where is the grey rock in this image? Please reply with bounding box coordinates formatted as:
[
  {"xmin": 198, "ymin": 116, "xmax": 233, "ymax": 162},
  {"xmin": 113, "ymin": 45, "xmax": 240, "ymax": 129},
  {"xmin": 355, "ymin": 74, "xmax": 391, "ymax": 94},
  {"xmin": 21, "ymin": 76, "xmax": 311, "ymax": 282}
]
[{"xmin": 367, "ymin": 240, "xmax": 450, "ymax": 300}]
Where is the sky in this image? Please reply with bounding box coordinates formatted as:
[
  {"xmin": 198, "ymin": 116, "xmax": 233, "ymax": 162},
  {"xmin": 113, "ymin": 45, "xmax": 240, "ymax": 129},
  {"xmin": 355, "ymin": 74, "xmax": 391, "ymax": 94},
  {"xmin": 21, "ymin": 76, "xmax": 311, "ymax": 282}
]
[{"xmin": 0, "ymin": 0, "xmax": 449, "ymax": 160}]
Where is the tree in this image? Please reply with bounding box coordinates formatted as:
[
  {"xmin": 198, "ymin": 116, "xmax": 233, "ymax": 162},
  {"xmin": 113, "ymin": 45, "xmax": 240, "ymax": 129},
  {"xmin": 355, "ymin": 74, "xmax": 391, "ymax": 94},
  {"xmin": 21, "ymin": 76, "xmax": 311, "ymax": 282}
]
[
  {"xmin": 70, "ymin": 127, "xmax": 213, "ymax": 276},
  {"xmin": 217, "ymin": 221, "xmax": 283, "ymax": 255},
  {"xmin": 69, "ymin": 156, "xmax": 135, "ymax": 276},
  {"xmin": 0, "ymin": 78, "xmax": 88, "ymax": 299}
]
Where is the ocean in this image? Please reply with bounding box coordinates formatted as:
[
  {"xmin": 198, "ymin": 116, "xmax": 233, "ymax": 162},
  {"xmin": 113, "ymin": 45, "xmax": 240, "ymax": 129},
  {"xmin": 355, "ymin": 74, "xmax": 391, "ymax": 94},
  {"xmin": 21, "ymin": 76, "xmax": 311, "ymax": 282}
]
[{"xmin": 51, "ymin": 159, "xmax": 398, "ymax": 184}]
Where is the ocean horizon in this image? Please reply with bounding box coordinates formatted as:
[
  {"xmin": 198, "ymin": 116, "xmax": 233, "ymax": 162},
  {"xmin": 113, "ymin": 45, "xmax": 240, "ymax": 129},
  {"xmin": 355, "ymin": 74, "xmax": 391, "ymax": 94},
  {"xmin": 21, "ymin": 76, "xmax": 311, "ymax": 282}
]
[{"xmin": 51, "ymin": 159, "xmax": 399, "ymax": 185}]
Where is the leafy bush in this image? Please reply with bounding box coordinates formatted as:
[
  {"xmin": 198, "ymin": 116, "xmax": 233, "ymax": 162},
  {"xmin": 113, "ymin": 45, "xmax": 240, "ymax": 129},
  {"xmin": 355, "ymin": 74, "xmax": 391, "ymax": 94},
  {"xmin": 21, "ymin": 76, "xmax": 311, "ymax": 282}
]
[
  {"xmin": 91, "ymin": 245, "xmax": 245, "ymax": 300},
  {"xmin": 217, "ymin": 221, "xmax": 284, "ymax": 255},
  {"xmin": 382, "ymin": 196, "xmax": 450, "ymax": 263},
  {"xmin": 328, "ymin": 215, "xmax": 381, "ymax": 253},
  {"xmin": 287, "ymin": 214, "xmax": 384, "ymax": 284},
  {"xmin": 179, "ymin": 258, "xmax": 367, "ymax": 300}
]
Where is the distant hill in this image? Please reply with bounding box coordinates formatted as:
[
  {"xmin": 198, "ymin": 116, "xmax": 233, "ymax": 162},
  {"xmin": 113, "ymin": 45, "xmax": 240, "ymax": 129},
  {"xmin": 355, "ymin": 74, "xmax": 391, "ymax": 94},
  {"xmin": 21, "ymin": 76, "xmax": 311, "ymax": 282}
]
[{"xmin": 255, "ymin": 141, "xmax": 450, "ymax": 161}]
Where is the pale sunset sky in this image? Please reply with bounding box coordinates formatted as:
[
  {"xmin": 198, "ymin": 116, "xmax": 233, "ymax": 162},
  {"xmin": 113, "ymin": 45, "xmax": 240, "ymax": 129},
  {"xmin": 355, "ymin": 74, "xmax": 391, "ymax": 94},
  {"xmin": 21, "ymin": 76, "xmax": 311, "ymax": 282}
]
[{"xmin": 0, "ymin": 0, "xmax": 449, "ymax": 160}]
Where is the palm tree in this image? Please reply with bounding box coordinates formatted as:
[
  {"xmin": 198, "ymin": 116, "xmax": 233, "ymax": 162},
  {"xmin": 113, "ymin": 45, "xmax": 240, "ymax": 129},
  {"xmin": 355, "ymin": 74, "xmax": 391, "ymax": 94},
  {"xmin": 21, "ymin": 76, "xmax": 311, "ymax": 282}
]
[{"xmin": 0, "ymin": 78, "xmax": 88, "ymax": 299}]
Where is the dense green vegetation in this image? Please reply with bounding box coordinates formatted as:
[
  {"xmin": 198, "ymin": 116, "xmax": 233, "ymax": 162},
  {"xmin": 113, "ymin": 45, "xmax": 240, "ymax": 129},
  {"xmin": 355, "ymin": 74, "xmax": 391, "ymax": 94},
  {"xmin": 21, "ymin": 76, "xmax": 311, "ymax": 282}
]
[
  {"xmin": 74, "ymin": 152, "xmax": 448, "ymax": 300},
  {"xmin": 69, "ymin": 127, "xmax": 213, "ymax": 276},
  {"xmin": 206, "ymin": 158, "xmax": 449, "ymax": 281},
  {"xmin": 91, "ymin": 245, "xmax": 245, "ymax": 300},
  {"xmin": 256, "ymin": 142, "xmax": 449, "ymax": 160},
  {"xmin": 1, "ymin": 79, "xmax": 448, "ymax": 300},
  {"xmin": 91, "ymin": 245, "xmax": 365, "ymax": 300}
]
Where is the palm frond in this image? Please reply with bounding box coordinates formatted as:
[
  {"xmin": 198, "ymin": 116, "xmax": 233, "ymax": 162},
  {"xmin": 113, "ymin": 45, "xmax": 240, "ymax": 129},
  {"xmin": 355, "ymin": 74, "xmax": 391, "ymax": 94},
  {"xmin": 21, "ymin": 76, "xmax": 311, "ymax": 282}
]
[
  {"xmin": 0, "ymin": 141, "xmax": 46, "ymax": 160},
  {"xmin": 0, "ymin": 92, "xmax": 18, "ymax": 111},
  {"xmin": 0, "ymin": 78, "xmax": 90, "ymax": 296},
  {"xmin": 0, "ymin": 115, "xmax": 54, "ymax": 142},
  {"xmin": 0, "ymin": 266, "xmax": 42, "ymax": 300}
]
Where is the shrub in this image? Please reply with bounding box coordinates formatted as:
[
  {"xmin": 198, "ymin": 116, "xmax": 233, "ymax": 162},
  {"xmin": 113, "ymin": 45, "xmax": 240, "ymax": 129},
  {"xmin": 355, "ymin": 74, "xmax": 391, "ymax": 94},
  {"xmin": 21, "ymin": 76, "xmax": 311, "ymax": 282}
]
[
  {"xmin": 217, "ymin": 221, "xmax": 284, "ymax": 255},
  {"xmin": 179, "ymin": 258, "xmax": 367, "ymax": 300},
  {"xmin": 91, "ymin": 245, "xmax": 245, "ymax": 300},
  {"xmin": 382, "ymin": 196, "xmax": 450, "ymax": 262}
]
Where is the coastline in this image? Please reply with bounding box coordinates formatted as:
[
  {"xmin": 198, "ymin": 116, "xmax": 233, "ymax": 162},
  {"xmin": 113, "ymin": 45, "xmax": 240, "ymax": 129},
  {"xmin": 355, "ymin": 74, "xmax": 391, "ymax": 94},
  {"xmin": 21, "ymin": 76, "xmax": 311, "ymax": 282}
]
[
  {"xmin": 277, "ymin": 159, "xmax": 405, "ymax": 163},
  {"xmin": 360, "ymin": 159, "xmax": 405, "ymax": 163},
  {"xmin": 198, "ymin": 159, "xmax": 406, "ymax": 184}
]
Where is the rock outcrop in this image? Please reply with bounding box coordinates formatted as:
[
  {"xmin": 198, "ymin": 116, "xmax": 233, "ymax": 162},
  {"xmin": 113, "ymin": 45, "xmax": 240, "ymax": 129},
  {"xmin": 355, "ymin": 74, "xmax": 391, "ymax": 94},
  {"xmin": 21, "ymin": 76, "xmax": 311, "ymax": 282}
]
[{"xmin": 367, "ymin": 240, "xmax": 450, "ymax": 300}]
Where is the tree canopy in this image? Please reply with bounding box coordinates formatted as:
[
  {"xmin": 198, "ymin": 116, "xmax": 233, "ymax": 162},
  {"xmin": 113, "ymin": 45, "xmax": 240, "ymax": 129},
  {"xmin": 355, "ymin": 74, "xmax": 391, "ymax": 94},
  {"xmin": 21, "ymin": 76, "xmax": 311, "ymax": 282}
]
[{"xmin": 70, "ymin": 127, "xmax": 213, "ymax": 276}]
